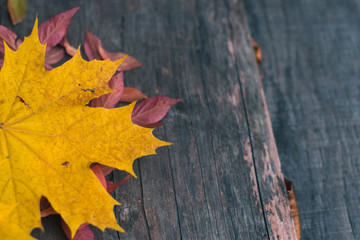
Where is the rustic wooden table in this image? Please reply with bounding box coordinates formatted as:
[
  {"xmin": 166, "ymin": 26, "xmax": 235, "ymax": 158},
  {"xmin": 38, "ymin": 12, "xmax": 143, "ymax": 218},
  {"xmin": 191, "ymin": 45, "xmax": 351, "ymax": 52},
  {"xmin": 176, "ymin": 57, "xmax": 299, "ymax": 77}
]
[
  {"xmin": 246, "ymin": 0, "xmax": 360, "ymax": 239},
  {"xmin": 7, "ymin": 0, "xmax": 359, "ymax": 239}
]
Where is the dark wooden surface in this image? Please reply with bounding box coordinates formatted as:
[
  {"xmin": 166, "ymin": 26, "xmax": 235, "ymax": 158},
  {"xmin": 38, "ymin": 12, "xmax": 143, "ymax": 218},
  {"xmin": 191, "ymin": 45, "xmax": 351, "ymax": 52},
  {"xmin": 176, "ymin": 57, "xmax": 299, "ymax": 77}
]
[
  {"xmin": 245, "ymin": 0, "xmax": 360, "ymax": 239},
  {"xmin": 0, "ymin": 0, "xmax": 296, "ymax": 239}
]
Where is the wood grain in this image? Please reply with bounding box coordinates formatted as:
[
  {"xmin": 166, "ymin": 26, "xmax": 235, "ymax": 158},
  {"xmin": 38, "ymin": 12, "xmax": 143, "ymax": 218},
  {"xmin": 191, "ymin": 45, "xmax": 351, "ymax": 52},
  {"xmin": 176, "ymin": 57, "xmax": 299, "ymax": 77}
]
[
  {"xmin": 0, "ymin": 0, "xmax": 295, "ymax": 239},
  {"xmin": 245, "ymin": 0, "xmax": 360, "ymax": 239},
  {"xmin": 119, "ymin": 0, "xmax": 269, "ymax": 238}
]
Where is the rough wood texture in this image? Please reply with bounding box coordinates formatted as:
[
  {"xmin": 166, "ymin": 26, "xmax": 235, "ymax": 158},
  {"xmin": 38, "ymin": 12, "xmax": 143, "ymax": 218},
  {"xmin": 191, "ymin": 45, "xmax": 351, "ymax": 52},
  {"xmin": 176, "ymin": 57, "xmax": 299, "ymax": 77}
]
[
  {"xmin": 245, "ymin": 0, "xmax": 360, "ymax": 239},
  {"xmin": 0, "ymin": 0, "xmax": 295, "ymax": 239}
]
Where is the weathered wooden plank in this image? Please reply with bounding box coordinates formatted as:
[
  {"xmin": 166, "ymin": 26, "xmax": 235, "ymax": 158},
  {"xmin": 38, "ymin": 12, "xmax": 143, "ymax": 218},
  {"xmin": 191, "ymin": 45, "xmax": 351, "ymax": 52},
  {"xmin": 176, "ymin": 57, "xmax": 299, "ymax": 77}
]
[
  {"xmin": 121, "ymin": 0, "xmax": 295, "ymax": 239},
  {"xmin": 120, "ymin": 0, "xmax": 271, "ymax": 239},
  {"xmin": 245, "ymin": 0, "xmax": 360, "ymax": 239},
  {"xmin": 224, "ymin": 1, "xmax": 297, "ymax": 238}
]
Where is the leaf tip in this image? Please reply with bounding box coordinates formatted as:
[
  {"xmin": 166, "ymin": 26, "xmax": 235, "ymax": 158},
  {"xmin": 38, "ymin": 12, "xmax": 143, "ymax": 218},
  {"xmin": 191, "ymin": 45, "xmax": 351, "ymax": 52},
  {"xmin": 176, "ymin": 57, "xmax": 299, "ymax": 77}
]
[
  {"xmin": 111, "ymin": 224, "xmax": 125, "ymax": 233},
  {"xmin": 127, "ymin": 101, "xmax": 137, "ymax": 113},
  {"xmin": 155, "ymin": 138, "xmax": 173, "ymax": 148},
  {"xmin": 3, "ymin": 40, "xmax": 14, "ymax": 56},
  {"xmin": 72, "ymin": 6, "xmax": 81, "ymax": 12},
  {"xmin": 32, "ymin": 17, "xmax": 39, "ymax": 35},
  {"xmin": 24, "ymin": 17, "xmax": 43, "ymax": 47},
  {"xmin": 114, "ymin": 55, "xmax": 127, "ymax": 69},
  {"xmin": 71, "ymin": 44, "xmax": 84, "ymax": 61}
]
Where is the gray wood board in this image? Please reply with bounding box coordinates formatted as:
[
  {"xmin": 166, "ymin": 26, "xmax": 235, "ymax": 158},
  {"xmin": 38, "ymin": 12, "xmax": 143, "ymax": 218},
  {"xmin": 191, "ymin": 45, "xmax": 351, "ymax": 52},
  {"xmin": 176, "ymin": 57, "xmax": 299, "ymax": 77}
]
[
  {"xmin": 245, "ymin": 0, "xmax": 360, "ymax": 239},
  {"xmin": 0, "ymin": 0, "xmax": 295, "ymax": 239}
]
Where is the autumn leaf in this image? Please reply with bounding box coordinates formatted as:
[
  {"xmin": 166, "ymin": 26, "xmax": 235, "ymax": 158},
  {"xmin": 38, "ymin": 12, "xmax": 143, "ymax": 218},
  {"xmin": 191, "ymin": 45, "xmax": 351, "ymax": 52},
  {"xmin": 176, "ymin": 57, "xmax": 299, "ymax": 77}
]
[
  {"xmin": 38, "ymin": 7, "xmax": 79, "ymax": 50},
  {"xmin": 121, "ymin": 87, "xmax": 148, "ymax": 103},
  {"xmin": 0, "ymin": 19, "xmax": 170, "ymax": 237},
  {"xmin": 0, "ymin": 203, "xmax": 35, "ymax": 240},
  {"xmin": 132, "ymin": 96, "xmax": 181, "ymax": 127},
  {"xmin": 7, "ymin": 0, "xmax": 27, "ymax": 25},
  {"xmin": 84, "ymin": 30, "xmax": 142, "ymax": 71}
]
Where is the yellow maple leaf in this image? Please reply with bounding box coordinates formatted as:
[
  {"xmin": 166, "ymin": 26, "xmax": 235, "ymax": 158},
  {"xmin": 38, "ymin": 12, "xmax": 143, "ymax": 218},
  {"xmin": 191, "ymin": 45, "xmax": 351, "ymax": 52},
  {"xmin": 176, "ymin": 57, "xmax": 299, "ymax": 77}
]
[{"xmin": 0, "ymin": 19, "xmax": 170, "ymax": 237}]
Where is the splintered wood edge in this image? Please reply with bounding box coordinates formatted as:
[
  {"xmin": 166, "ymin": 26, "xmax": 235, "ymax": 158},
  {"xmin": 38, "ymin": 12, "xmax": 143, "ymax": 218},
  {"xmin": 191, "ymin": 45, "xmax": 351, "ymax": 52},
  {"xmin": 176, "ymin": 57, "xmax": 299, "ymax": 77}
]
[
  {"xmin": 238, "ymin": 63, "xmax": 297, "ymax": 238},
  {"xmin": 247, "ymin": 32, "xmax": 298, "ymax": 239}
]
